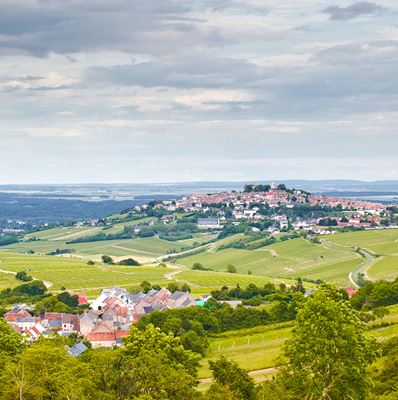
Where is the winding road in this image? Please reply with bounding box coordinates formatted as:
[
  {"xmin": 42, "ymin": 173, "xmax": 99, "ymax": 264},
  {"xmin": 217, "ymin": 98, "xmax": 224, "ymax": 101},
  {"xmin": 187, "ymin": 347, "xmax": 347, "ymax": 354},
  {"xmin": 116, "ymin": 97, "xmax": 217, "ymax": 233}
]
[
  {"xmin": 320, "ymin": 240, "xmax": 375, "ymax": 287},
  {"xmin": 354, "ymin": 250, "xmax": 374, "ymax": 281}
]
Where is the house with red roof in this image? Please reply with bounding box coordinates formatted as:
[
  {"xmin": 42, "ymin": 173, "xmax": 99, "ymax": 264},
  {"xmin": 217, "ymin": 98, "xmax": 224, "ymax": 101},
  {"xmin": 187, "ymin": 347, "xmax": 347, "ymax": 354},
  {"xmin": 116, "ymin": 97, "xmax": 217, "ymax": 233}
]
[{"xmin": 87, "ymin": 321, "xmax": 129, "ymax": 347}]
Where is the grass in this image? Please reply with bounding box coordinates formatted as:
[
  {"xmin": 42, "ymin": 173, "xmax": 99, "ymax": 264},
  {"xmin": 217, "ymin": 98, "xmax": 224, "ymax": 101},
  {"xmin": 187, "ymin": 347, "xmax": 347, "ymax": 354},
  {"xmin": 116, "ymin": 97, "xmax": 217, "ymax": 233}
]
[
  {"xmin": 177, "ymin": 270, "xmax": 292, "ymax": 288},
  {"xmin": 0, "ymin": 272, "xmax": 20, "ymax": 290},
  {"xmin": 366, "ymin": 256, "xmax": 398, "ymax": 281},
  {"xmin": 326, "ymin": 230, "xmax": 398, "ymax": 249},
  {"xmin": 324, "ymin": 230, "xmax": 398, "ymax": 281},
  {"xmin": 1, "ymin": 236, "xmax": 185, "ymax": 259},
  {"xmin": 0, "ymin": 252, "xmax": 173, "ymax": 291},
  {"xmin": 198, "ymin": 303, "xmax": 398, "ymax": 379},
  {"xmin": 198, "ymin": 322, "xmax": 293, "ymax": 378},
  {"xmin": 177, "ymin": 238, "xmax": 362, "ymax": 286}
]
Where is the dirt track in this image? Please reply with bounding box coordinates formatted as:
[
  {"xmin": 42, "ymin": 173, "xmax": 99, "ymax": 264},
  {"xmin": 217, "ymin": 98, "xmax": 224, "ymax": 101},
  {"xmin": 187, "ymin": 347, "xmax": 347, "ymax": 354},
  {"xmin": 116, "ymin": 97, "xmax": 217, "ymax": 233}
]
[{"xmin": 199, "ymin": 367, "xmax": 277, "ymax": 384}]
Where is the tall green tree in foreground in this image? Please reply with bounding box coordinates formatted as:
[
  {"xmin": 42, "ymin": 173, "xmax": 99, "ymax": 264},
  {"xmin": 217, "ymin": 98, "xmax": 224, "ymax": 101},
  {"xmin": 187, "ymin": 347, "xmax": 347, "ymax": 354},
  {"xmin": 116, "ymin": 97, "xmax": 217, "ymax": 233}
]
[
  {"xmin": 206, "ymin": 356, "xmax": 257, "ymax": 400},
  {"xmin": 278, "ymin": 284, "xmax": 379, "ymax": 400}
]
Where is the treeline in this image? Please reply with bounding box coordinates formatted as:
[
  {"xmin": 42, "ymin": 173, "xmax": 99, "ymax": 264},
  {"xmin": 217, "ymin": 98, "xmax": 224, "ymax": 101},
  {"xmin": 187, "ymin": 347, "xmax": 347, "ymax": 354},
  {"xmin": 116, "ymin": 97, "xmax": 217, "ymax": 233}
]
[
  {"xmin": 136, "ymin": 286, "xmax": 305, "ymax": 355},
  {"xmin": 131, "ymin": 222, "xmax": 199, "ymax": 238},
  {"xmin": 219, "ymin": 235, "xmax": 276, "ymax": 251},
  {"xmin": 0, "ymin": 280, "xmax": 49, "ymax": 307},
  {"xmin": 0, "ymin": 281, "xmax": 90, "ymax": 315},
  {"xmin": 0, "ymin": 234, "xmax": 20, "ymax": 246},
  {"xmin": 218, "ymin": 231, "xmax": 304, "ymax": 251},
  {"xmin": 351, "ymin": 277, "xmax": 398, "ymax": 311},
  {"xmin": 66, "ymin": 231, "xmax": 132, "ymax": 244},
  {"xmin": 46, "ymin": 248, "xmax": 76, "ymax": 256}
]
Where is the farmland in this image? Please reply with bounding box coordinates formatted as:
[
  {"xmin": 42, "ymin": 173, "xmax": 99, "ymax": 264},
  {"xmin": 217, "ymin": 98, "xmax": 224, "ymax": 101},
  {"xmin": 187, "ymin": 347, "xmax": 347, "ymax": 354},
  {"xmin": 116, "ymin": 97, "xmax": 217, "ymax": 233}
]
[
  {"xmin": 0, "ymin": 252, "xmax": 173, "ymax": 291},
  {"xmin": 198, "ymin": 303, "xmax": 398, "ymax": 378},
  {"xmin": 1, "ymin": 226, "xmax": 398, "ymax": 295},
  {"xmin": 176, "ymin": 237, "xmax": 363, "ymax": 286},
  {"xmin": 323, "ymin": 229, "xmax": 398, "ymax": 281}
]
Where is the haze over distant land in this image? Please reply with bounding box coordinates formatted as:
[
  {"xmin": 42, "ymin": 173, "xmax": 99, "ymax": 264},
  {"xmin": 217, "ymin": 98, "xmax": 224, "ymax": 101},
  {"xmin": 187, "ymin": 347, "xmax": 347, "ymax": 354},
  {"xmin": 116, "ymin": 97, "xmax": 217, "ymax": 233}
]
[{"xmin": 1, "ymin": 1, "xmax": 397, "ymax": 183}]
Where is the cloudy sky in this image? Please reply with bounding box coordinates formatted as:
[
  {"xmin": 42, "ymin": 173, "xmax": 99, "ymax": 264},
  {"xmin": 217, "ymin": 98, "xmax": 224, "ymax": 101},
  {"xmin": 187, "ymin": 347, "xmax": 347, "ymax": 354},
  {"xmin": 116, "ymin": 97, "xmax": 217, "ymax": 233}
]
[{"xmin": 1, "ymin": 0, "xmax": 397, "ymax": 184}]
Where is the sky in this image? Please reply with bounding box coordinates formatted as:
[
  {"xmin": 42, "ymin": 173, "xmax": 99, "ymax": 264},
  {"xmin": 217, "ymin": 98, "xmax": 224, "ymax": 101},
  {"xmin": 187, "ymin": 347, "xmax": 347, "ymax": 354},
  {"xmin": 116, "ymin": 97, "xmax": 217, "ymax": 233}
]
[{"xmin": 1, "ymin": 0, "xmax": 398, "ymax": 184}]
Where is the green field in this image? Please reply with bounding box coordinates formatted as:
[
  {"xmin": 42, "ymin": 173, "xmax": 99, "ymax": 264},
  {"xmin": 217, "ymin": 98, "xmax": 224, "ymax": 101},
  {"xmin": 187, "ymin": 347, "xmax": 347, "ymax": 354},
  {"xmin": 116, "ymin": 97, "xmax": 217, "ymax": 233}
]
[
  {"xmin": 177, "ymin": 270, "xmax": 294, "ymax": 288},
  {"xmin": 0, "ymin": 272, "xmax": 20, "ymax": 291},
  {"xmin": 198, "ymin": 303, "xmax": 398, "ymax": 378},
  {"xmin": 1, "ymin": 236, "xmax": 185, "ymax": 260},
  {"xmin": 325, "ymin": 229, "xmax": 398, "ymax": 249},
  {"xmin": 0, "ymin": 252, "xmax": 173, "ymax": 291},
  {"xmin": 324, "ymin": 230, "xmax": 398, "ymax": 281},
  {"xmin": 199, "ymin": 322, "xmax": 293, "ymax": 378},
  {"xmin": 2, "ymin": 228, "xmax": 398, "ymax": 295},
  {"xmin": 176, "ymin": 238, "xmax": 363, "ymax": 286}
]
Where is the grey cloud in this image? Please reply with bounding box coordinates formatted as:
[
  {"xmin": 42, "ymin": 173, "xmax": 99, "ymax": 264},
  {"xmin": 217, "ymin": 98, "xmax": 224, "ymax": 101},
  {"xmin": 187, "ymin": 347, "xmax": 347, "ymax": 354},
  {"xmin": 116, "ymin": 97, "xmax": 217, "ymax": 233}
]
[
  {"xmin": 322, "ymin": 2, "xmax": 385, "ymax": 20},
  {"xmin": 0, "ymin": 1, "xmax": 220, "ymax": 57},
  {"xmin": 316, "ymin": 40, "xmax": 398, "ymax": 63},
  {"xmin": 85, "ymin": 53, "xmax": 260, "ymax": 89}
]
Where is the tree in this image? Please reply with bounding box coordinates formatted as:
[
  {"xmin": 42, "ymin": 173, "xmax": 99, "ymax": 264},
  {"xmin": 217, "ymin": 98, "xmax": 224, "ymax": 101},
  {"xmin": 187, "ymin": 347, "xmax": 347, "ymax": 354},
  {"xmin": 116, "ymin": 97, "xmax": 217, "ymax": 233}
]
[
  {"xmin": 372, "ymin": 306, "xmax": 390, "ymax": 321},
  {"xmin": 15, "ymin": 271, "xmax": 32, "ymax": 282},
  {"xmin": 192, "ymin": 263, "xmax": 206, "ymax": 271},
  {"xmin": 291, "ymin": 277, "xmax": 305, "ymax": 294},
  {"xmin": 207, "ymin": 356, "xmax": 257, "ymax": 400},
  {"xmin": 181, "ymin": 283, "xmax": 191, "ymax": 292},
  {"xmin": 226, "ymin": 264, "xmax": 237, "ymax": 274},
  {"xmin": 140, "ymin": 281, "xmax": 152, "ymax": 293},
  {"xmin": 101, "ymin": 255, "xmax": 113, "ymax": 264},
  {"xmin": 118, "ymin": 258, "xmax": 140, "ymax": 266},
  {"xmin": 57, "ymin": 291, "xmax": 79, "ymax": 307},
  {"xmin": 0, "ymin": 318, "xmax": 26, "ymax": 357},
  {"xmin": 167, "ymin": 282, "xmax": 180, "ymax": 293},
  {"xmin": 0, "ymin": 338, "xmax": 100, "ymax": 400},
  {"xmin": 280, "ymin": 284, "xmax": 380, "ymax": 400},
  {"xmin": 119, "ymin": 324, "xmax": 201, "ymax": 399}
]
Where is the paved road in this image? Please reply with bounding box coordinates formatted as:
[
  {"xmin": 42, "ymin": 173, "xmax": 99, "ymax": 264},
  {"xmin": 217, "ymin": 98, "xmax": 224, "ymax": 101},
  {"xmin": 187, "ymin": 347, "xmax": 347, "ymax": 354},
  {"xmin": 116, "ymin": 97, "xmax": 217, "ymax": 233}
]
[
  {"xmin": 320, "ymin": 239, "xmax": 374, "ymax": 285},
  {"xmin": 354, "ymin": 250, "xmax": 374, "ymax": 281}
]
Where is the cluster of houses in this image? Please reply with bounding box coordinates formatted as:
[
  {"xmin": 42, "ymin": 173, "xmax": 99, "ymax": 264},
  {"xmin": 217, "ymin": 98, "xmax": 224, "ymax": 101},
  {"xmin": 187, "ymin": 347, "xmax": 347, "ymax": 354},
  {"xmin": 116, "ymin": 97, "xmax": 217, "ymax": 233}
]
[
  {"xmin": 133, "ymin": 183, "xmax": 389, "ymax": 234},
  {"xmin": 154, "ymin": 183, "xmax": 389, "ymax": 217},
  {"xmin": 4, "ymin": 286, "xmax": 199, "ymax": 348}
]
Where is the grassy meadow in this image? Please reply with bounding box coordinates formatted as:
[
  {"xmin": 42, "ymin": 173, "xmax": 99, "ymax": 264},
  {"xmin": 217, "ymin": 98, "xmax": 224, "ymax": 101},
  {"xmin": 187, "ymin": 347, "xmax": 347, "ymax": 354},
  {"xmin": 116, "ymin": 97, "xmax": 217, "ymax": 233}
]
[
  {"xmin": 1, "ymin": 227, "xmax": 397, "ymax": 297},
  {"xmin": 198, "ymin": 303, "xmax": 398, "ymax": 378},
  {"xmin": 323, "ymin": 229, "xmax": 398, "ymax": 281},
  {"xmin": 177, "ymin": 238, "xmax": 363, "ymax": 286},
  {"xmin": 0, "ymin": 252, "xmax": 173, "ymax": 292}
]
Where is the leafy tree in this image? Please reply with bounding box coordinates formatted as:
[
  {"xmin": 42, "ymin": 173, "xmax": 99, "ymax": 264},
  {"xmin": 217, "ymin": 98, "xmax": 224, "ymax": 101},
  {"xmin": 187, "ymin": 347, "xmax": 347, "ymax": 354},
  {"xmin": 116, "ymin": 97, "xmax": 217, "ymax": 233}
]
[
  {"xmin": 0, "ymin": 338, "xmax": 100, "ymax": 400},
  {"xmin": 226, "ymin": 264, "xmax": 237, "ymax": 274},
  {"xmin": 15, "ymin": 271, "xmax": 33, "ymax": 282},
  {"xmin": 279, "ymin": 284, "xmax": 380, "ymax": 400},
  {"xmin": 372, "ymin": 306, "xmax": 390, "ymax": 321},
  {"xmin": 192, "ymin": 263, "xmax": 206, "ymax": 271},
  {"xmin": 87, "ymin": 260, "xmax": 95, "ymax": 265},
  {"xmin": 181, "ymin": 283, "xmax": 191, "ymax": 292},
  {"xmin": 167, "ymin": 282, "xmax": 180, "ymax": 293},
  {"xmin": 291, "ymin": 277, "xmax": 305, "ymax": 294},
  {"xmin": 101, "ymin": 255, "xmax": 113, "ymax": 264},
  {"xmin": 140, "ymin": 281, "xmax": 152, "ymax": 293},
  {"xmin": 119, "ymin": 324, "xmax": 201, "ymax": 399},
  {"xmin": 118, "ymin": 258, "xmax": 140, "ymax": 266},
  {"xmin": 207, "ymin": 356, "xmax": 257, "ymax": 400},
  {"xmin": 368, "ymin": 335, "xmax": 398, "ymax": 399},
  {"xmin": 57, "ymin": 291, "xmax": 79, "ymax": 307},
  {"xmin": 0, "ymin": 318, "xmax": 27, "ymax": 356}
]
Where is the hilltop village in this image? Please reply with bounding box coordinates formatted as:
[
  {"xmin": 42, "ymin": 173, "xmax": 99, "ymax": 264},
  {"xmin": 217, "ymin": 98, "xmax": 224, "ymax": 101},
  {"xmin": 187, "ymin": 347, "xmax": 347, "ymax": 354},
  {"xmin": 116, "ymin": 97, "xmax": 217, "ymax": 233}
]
[{"xmin": 118, "ymin": 182, "xmax": 393, "ymax": 239}]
